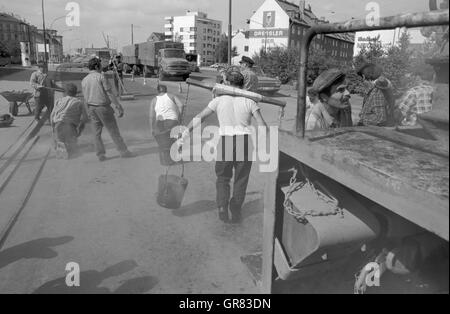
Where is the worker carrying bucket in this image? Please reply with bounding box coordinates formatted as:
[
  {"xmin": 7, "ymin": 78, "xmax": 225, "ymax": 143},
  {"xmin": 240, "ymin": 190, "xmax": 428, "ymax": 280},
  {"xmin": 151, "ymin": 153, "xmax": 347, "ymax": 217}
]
[
  {"xmin": 149, "ymin": 84, "xmax": 186, "ymax": 166},
  {"xmin": 150, "ymin": 84, "xmax": 188, "ymax": 210}
]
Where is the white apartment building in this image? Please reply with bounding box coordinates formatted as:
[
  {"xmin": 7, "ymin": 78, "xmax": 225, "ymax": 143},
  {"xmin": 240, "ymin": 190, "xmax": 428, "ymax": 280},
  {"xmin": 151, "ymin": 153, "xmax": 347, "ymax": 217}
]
[
  {"xmin": 231, "ymin": 30, "xmax": 250, "ymax": 65},
  {"xmin": 164, "ymin": 11, "xmax": 222, "ymax": 66}
]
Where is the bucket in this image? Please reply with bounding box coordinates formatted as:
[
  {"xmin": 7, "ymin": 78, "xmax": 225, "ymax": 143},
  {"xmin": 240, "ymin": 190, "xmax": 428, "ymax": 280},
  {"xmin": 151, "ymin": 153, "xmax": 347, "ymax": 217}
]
[{"xmin": 157, "ymin": 164, "xmax": 188, "ymax": 210}]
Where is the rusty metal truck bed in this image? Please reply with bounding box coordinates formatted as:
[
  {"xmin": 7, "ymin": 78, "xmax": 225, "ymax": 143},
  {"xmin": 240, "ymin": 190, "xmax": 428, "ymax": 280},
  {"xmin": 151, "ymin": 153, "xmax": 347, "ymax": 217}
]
[{"xmin": 279, "ymin": 126, "xmax": 449, "ymax": 241}]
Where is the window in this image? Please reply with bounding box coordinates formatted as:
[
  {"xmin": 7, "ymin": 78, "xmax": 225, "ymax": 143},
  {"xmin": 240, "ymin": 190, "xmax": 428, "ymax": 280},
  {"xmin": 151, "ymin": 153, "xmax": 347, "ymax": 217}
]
[
  {"xmin": 190, "ymin": 27, "xmax": 197, "ymax": 31},
  {"xmin": 244, "ymin": 46, "xmax": 249, "ymax": 52}
]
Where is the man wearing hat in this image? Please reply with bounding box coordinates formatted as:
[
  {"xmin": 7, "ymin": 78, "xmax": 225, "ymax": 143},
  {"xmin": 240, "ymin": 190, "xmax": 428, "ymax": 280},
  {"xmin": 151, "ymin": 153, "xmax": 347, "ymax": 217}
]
[
  {"xmin": 307, "ymin": 68, "xmax": 353, "ymax": 130},
  {"xmin": 239, "ymin": 56, "xmax": 259, "ymax": 92},
  {"xmin": 181, "ymin": 69, "xmax": 268, "ymax": 223},
  {"xmin": 356, "ymin": 63, "xmax": 395, "ymax": 127}
]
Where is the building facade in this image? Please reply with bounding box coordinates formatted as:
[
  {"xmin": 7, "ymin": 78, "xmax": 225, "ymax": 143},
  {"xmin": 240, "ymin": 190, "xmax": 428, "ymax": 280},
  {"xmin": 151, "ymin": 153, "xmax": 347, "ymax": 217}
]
[
  {"xmin": 1, "ymin": 12, "xmax": 64, "ymax": 64},
  {"xmin": 164, "ymin": 11, "xmax": 222, "ymax": 66},
  {"xmin": 231, "ymin": 30, "xmax": 250, "ymax": 65},
  {"xmin": 0, "ymin": 12, "xmax": 38, "ymax": 64},
  {"xmin": 35, "ymin": 29, "xmax": 64, "ymax": 63},
  {"xmin": 247, "ymin": 0, "xmax": 354, "ymax": 62}
]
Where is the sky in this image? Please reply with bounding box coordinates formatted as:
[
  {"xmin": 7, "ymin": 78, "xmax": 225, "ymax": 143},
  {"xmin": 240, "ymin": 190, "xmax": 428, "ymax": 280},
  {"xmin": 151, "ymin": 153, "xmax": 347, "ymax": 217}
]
[{"xmin": 0, "ymin": 0, "xmax": 432, "ymax": 53}]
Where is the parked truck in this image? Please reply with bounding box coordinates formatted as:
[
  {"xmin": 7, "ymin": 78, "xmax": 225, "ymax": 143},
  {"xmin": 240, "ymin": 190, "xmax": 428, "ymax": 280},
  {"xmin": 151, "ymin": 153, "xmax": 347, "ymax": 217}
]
[{"xmin": 122, "ymin": 41, "xmax": 191, "ymax": 81}]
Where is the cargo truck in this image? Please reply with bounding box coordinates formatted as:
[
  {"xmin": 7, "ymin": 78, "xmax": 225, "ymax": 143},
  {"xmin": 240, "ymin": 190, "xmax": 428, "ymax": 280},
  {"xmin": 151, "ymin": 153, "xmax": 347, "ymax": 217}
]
[{"xmin": 122, "ymin": 41, "xmax": 191, "ymax": 81}]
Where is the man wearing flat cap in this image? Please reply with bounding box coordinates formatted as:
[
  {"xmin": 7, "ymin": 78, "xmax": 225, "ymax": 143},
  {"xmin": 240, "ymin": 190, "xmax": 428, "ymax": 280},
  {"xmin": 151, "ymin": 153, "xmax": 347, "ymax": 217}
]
[
  {"xmin": 357, "ymin": 63, "xmax": 395, "ymax": 127},
  {"xmin": 306, "ymin": 68, "xmax": 353, "ymax": 131},
  {"xmin": 239, "ymin": 56, "xmax": 259, "ymax": 92}
]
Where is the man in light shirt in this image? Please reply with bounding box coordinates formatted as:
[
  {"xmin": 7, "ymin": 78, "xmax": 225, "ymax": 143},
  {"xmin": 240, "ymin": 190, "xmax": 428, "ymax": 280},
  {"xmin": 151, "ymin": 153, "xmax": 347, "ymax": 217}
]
[
  {"xmin": 183, "ymin": 70, "xmax": 268, "ymax": 223},
  {"xmin": 81, "ymin": 58, "xmax": 134, "ymax": 162}
]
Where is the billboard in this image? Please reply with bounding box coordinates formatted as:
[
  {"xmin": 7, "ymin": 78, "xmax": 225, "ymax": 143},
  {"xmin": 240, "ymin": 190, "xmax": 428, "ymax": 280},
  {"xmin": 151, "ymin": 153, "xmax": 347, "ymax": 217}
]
[
  {"xmin": 263, "ymin": 11, "xmax": 276, "ymax": 27},
  {"xmin": 249, "ymin": 29, "xmax": 289, "ymax": 38}
]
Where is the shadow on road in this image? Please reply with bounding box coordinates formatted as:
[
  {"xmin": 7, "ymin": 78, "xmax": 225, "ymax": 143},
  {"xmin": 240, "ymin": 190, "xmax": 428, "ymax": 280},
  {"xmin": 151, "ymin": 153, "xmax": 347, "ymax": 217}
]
[
  {"xmin": 0, "ymin": 236, "xmax": 74, "ymax": 270},
  {"xmin": 172, "ymin": 200, "xmax": 217, "ymax": 217},
  {"xmin": 32, "ymin": 260, "xmax": 158, "ymax": 294}
]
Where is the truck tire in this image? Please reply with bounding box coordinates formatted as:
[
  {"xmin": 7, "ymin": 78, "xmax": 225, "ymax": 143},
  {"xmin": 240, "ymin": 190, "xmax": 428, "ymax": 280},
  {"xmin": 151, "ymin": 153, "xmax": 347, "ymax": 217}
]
[{"xmin": 9, "ymin": 101, "xmax": 18, "ymax": 116}]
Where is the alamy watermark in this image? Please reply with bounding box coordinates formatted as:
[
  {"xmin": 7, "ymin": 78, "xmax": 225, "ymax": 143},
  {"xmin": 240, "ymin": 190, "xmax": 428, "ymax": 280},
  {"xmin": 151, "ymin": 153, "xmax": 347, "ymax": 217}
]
[
  {"xmin": 65, "ymin": 2, "xmax": 80, "ymax": 27},
  {"xmin": 169, "ymin": 119, "xmax": 279, "ymax": 173},
  {"xmin": 65, "ymin": 262, "xmax": 80, "ymax": 287}
]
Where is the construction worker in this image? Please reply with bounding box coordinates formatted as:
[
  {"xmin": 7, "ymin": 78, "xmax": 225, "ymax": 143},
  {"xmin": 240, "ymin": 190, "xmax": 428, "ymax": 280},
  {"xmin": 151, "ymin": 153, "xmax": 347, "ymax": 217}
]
[
  {"xmin": 30, "ymin": 62, "xmax": 59, "ymax": 122},
  {"xmin": 239, "ymin": 56, "xmax": 259, "ymax": 92},
  {"xmin": 181, "ymin": 69, "xmax": 268, "ymax": 223},
  {"xmin": 51, "ymin": 83, "xmax": 88, "ymax": 159},
  {"xmin": 82, "ymin": 57, "xmax": 135, "ymax": 162},
  {"xmin": 109, "ymin": 54, "xmax": 124, "ymax": 97},
  {"xmin": 150, "ymin": 84, "xmax": 186, "ymax": 165}
]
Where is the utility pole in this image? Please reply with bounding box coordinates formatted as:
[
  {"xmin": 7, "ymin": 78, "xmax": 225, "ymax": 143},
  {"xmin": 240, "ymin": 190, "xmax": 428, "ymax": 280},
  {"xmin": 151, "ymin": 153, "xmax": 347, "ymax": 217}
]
[
  {"xmin": 228, "ymin": 0, "xmax": 232, "ymax": 65},
  {"xmin": 131, "ymin": 24, "xmax": 134, "ymax": 45},
  {"xmin": 41, "ymin": 0, "xmax": 48, "ymax": 68}
]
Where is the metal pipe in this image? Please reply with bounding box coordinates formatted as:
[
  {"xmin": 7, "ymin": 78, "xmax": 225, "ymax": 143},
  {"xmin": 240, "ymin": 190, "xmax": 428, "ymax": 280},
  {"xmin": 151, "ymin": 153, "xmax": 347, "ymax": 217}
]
[
  {"xmin": 296, "ymin": 9, "xmax": 450, "ymax": 137},
  {"xmin": 228, "ymin": 0, "xmax": 232, "ymax": 65}
]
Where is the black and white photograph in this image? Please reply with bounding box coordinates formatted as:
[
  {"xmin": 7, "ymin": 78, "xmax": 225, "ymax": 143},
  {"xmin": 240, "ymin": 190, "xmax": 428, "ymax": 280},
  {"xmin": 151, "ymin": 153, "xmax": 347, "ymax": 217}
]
[{"xmin": 0, "ymin": 0, "xmax": 448, "ymax": 298}]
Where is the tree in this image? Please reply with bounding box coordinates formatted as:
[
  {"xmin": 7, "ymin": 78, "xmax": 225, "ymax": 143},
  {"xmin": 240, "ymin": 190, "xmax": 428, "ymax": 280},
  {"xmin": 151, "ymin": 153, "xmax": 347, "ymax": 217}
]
[{"xmin": 214, "ymin": 35, "xmax": 237, "ymax": 64}]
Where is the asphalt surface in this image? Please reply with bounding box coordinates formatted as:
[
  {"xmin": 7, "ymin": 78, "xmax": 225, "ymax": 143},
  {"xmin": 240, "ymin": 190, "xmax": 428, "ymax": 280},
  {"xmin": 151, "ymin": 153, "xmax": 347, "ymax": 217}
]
[{"xmin": 0, "ymin": 69, "xmax": 274, "ymax": 294}]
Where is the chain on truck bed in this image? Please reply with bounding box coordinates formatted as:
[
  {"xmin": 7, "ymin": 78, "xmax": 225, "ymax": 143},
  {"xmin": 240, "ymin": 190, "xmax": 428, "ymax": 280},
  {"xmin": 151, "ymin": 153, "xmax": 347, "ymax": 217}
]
[{"xmin": 283, "ymin": 168, "xmax": 345, "ymax": 224}]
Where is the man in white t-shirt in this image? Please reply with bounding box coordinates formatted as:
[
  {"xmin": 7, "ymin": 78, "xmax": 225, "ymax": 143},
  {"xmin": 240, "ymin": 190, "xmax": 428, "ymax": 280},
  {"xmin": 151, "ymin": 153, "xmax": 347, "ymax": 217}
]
[{"xmin": 183, "ymin": 70, "xmax": 268, "ymax": 223}]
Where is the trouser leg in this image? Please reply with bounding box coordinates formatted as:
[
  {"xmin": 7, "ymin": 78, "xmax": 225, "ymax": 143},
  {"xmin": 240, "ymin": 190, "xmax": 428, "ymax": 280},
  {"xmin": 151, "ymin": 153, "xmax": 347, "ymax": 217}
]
[
  {"xmin": 34, "ymin": 96, "xmax": 44, "ymax": 120},
  {"xmin": 55, "ymin": 122, "xmax": 78, "ymax": 157},
  {"xmin": 88, "ymin": 107, "xmax": 106, "ymax": 157},
  {"xmin": 215, "ymin": 161, "xmax": 234, "ymax": 209},
  {"xmin": 99, "ymin": 106, "xmax": 128, "ymax": 154},
  {"xmin": 230, "ymin": 161, "xmax": 253, "ymax": 214}
]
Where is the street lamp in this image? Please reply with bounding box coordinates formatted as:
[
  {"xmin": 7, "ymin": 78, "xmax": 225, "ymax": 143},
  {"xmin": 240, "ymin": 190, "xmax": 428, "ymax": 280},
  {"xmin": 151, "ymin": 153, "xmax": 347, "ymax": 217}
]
[{"xmin": 49, "ymin": 15, "xmax": 67, "ymax": 30}]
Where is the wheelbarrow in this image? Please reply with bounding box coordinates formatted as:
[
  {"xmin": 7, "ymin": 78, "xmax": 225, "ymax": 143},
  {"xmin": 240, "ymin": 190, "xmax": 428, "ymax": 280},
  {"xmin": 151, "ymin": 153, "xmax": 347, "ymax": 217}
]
[
  {"xmin": 0, "ymin": 114, "xmax": 14, "ymax": 128},
  {"xmin": 0, "ymin": 90, "xmax": 34, "ymax": 117}
]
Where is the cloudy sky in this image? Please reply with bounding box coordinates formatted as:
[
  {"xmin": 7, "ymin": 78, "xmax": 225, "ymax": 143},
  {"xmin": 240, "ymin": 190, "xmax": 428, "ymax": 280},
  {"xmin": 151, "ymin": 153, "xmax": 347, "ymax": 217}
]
[{"xmin": 0, "ymin": 0, "xmax": 430, "ymax": 52}]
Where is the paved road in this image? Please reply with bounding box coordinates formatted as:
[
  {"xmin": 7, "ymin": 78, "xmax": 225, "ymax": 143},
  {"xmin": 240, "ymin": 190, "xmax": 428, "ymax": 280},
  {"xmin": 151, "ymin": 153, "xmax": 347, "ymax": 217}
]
[{"xmin": 0, "ymin": 71, "xmax": 280, "ymax": 294}]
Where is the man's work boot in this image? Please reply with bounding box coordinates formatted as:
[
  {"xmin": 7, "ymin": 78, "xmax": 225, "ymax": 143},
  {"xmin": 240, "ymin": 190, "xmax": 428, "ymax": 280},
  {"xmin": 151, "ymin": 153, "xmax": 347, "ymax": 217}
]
[
  {"xmin": 120, "ymin": 151, "xmax": 136, "ymax": 159},
  {"xmin": 218, "ymin": 207, "xmax": 229, "ymax": 223},
  {"xmin": 56, "ymin": 142, "xmax": 69, "ymax": 160}
]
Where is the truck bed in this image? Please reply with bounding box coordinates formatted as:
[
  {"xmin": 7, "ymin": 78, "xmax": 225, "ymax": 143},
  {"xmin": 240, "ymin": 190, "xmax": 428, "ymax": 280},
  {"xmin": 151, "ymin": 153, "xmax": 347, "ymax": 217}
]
[{"xmin": 279, "ymin": 125, "xmax": 449, "ymax": 241}]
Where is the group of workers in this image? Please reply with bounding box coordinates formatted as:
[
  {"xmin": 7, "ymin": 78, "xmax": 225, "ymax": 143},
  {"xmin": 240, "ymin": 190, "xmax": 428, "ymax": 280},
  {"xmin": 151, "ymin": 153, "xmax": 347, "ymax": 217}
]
[{"xmin": 29, "ymin": 54, "xmax": 422, "ymax": 224}]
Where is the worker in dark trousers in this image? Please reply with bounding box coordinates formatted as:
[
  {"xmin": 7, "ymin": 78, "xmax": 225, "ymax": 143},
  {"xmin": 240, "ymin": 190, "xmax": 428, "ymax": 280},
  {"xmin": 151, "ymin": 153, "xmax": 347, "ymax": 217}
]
[
  {"xmin": 30, "ymin": 62, "xmax": 59, "ymax": 122},
  {"xmin": 82, "ymin": 58, "xmax": 135, "ymax": 162},
  {"xmin": 182, "ymin": 70, "xmax": 268, "ymax": 223}
]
